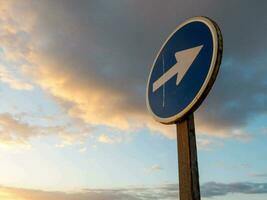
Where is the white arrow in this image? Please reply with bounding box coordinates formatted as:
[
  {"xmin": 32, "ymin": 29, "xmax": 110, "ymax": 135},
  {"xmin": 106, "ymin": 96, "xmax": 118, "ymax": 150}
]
[{"xmin": 153, "ymin": 45, "xmax": 203, "ymax": 92}]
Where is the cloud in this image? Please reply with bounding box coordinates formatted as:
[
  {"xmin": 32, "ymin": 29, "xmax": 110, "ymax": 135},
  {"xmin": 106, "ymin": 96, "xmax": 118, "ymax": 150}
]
[
  {"xmin": 0, "ymin": 113, "xmax": 38, "ymax": 146},
  {"xmin": 197, "ymin": 138, "xmax": 212, "ymax": 150},
  {"xmin": 78, "ymin": 147, "xmax": 87, "ymax": 153},
  {"xmin": 97, "ymin": 133, "xmax": 132, "ymax": 144},
  {"xmin": 150, "ymin": 165, "xmax": 163, "ymax": 171},
  {"xmin": 145, "ymin": 164, "xmax": 163, "ymax": 173},
  {"xmin": 195, "ymin": 58, "xmax": 267, "ymax": 137},
  {"xmin": 0, "ymin": 1, "xmax": 35, "ymax": 91},
  {"xmin": 1, "ymin": 0, "xmax": 267, "ymax": 143},
  {"xmin": 0, "ymin": 112, "xmax": 91, "ymax": 147},
  {"xmin": 250, "ymin": 173, "xmax": 267, "ymax": 178},
  {"xmin": 1, "ymin": 181, "xmax": 267, "ymax": 200},
  {"xmin": 98, "ymin": 134, "xmax": 117, "ymax": 144},
  {"xmin": 0, "ymin": 184, "xmax": 177, "ymax": 200},
  {"xmin": 201, "ymin": 182, "xmax": 267, "ymax": 197},
  {"xmin": 0, "ymin": 185, "xmax": 138, "ymax": 200},
  {"xmin": 0, "ymin": 65, "xmax": 33, "ymax": 90}
]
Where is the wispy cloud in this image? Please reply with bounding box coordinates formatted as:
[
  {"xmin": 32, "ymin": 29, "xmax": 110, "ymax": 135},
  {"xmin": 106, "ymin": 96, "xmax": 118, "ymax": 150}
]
[
  {"xmin": 145, "ymin": 164, "xmax": 163, "ymax": 174},
  {"xmin": 0, "ymin": 112, "xmax": 91, "ymax": 147},
  {"xmin": 98, "ymin": 134, "xmax": 117, "ymax": 144},
  {"xmin": 97, "ymin": 134, "xmax": 125, "ymax": 144},
  {"xmin": 0, "ymin": 65, "xmax": 33, "ymax": 90},
  {"xmin": 150, "ymin": 165, "xmax": 163, "ymax": 171},
  {"xmin": 0, "ymin": 113, "xmax": 37, "ymax": 146}
]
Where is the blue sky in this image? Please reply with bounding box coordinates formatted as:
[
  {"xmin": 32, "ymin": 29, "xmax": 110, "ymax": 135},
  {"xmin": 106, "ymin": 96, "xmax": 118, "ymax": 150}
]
[{"xmin": 0, "ymin": 0, "xmax": 267, "ymax": 200}]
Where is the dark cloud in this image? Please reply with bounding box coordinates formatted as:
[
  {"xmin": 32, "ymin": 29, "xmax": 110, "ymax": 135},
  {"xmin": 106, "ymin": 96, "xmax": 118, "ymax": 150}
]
[
  {"xmin": 7, "ymin": 0, "xmax": 267, "ymax": 136},
  {"xmin": 196, "ymin": 57, "xmax": 267, "ymax": 133},
  {"xmin": 201, "ymin": 182, "xmax": 267, "ymax": 197}
]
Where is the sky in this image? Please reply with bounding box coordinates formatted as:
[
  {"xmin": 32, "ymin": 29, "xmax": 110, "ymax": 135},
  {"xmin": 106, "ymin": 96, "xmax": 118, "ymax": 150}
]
[{"xmin": 0, "ymin": 0, "xmax": 267, "ymax": 199}]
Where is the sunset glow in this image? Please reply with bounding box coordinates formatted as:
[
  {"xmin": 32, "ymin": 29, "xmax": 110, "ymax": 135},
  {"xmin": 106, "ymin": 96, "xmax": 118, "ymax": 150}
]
[{"xmin": 1, "ymin": 1, "xmax": 267, "ymax": 200}]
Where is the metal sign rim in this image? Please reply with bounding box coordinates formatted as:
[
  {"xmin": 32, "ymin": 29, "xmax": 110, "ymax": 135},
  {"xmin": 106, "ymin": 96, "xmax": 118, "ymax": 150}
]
[{"xmin": 146, "ymin": 16, "xmax": 222, "ymax": 124}]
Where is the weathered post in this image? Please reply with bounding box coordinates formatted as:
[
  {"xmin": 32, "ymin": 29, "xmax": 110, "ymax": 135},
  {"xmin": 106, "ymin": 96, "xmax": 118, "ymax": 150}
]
[{"xmin": 177, "ymin": 113, "xmax": 200, "ymax": 200}]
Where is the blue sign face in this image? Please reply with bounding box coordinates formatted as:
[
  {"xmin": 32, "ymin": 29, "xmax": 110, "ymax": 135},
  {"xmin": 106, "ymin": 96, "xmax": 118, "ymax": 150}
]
[{"xmin": 146, "ymin": 17, "xmax": 222, "ymax": 124}]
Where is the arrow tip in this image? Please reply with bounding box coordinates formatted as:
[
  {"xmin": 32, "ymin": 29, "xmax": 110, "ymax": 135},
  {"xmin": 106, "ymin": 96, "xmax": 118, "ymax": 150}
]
[
  {"xmin": 175, "ymin": 45, "xmax": 203, "ymax": 62},
  {"xmin": 175, "ymin": 45, "xmax": 203, "ymax": 85}
]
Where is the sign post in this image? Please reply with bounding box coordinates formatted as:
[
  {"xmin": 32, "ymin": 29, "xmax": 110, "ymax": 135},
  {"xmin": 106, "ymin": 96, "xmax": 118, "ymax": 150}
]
[
  {"xmin": 146, "ymin": 16, "xmax": 223, "ymax": 200},
  {"xmin": 177, "ymin": 113, "xmax": 200, "ymax": 200}
]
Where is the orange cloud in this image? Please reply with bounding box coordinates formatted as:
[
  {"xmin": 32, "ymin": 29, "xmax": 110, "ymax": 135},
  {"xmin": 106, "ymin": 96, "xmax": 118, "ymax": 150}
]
[
  {"xmin": 0, "ymin": 0, "xmax": 251, "ymax": 145},
  {"xmin": 0, "ymin": 113, "xmax": 92, "ymax": 147},
  {"xmin": 23, "ymin": 54, "xmax": 176, "ymax": 139},
  {"xmin": 0, "ymin": 1, "xmax": 34, "ymax": 91},
  {"xmin": 0, "ymin": 113, "xmax": 37, "ymax": 147}
]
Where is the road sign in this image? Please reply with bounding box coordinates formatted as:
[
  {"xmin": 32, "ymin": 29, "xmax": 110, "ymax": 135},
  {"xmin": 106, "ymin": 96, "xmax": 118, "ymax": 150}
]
[{"xmin": 146, "ymin": 16, "xmax": 222, "ymax": 124}]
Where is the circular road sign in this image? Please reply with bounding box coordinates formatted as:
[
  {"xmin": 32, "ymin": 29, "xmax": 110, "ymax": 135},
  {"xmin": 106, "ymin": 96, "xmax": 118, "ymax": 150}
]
[{"xmin": 146, "ymin": 16, "xmax": 223, "ymax": 124}]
